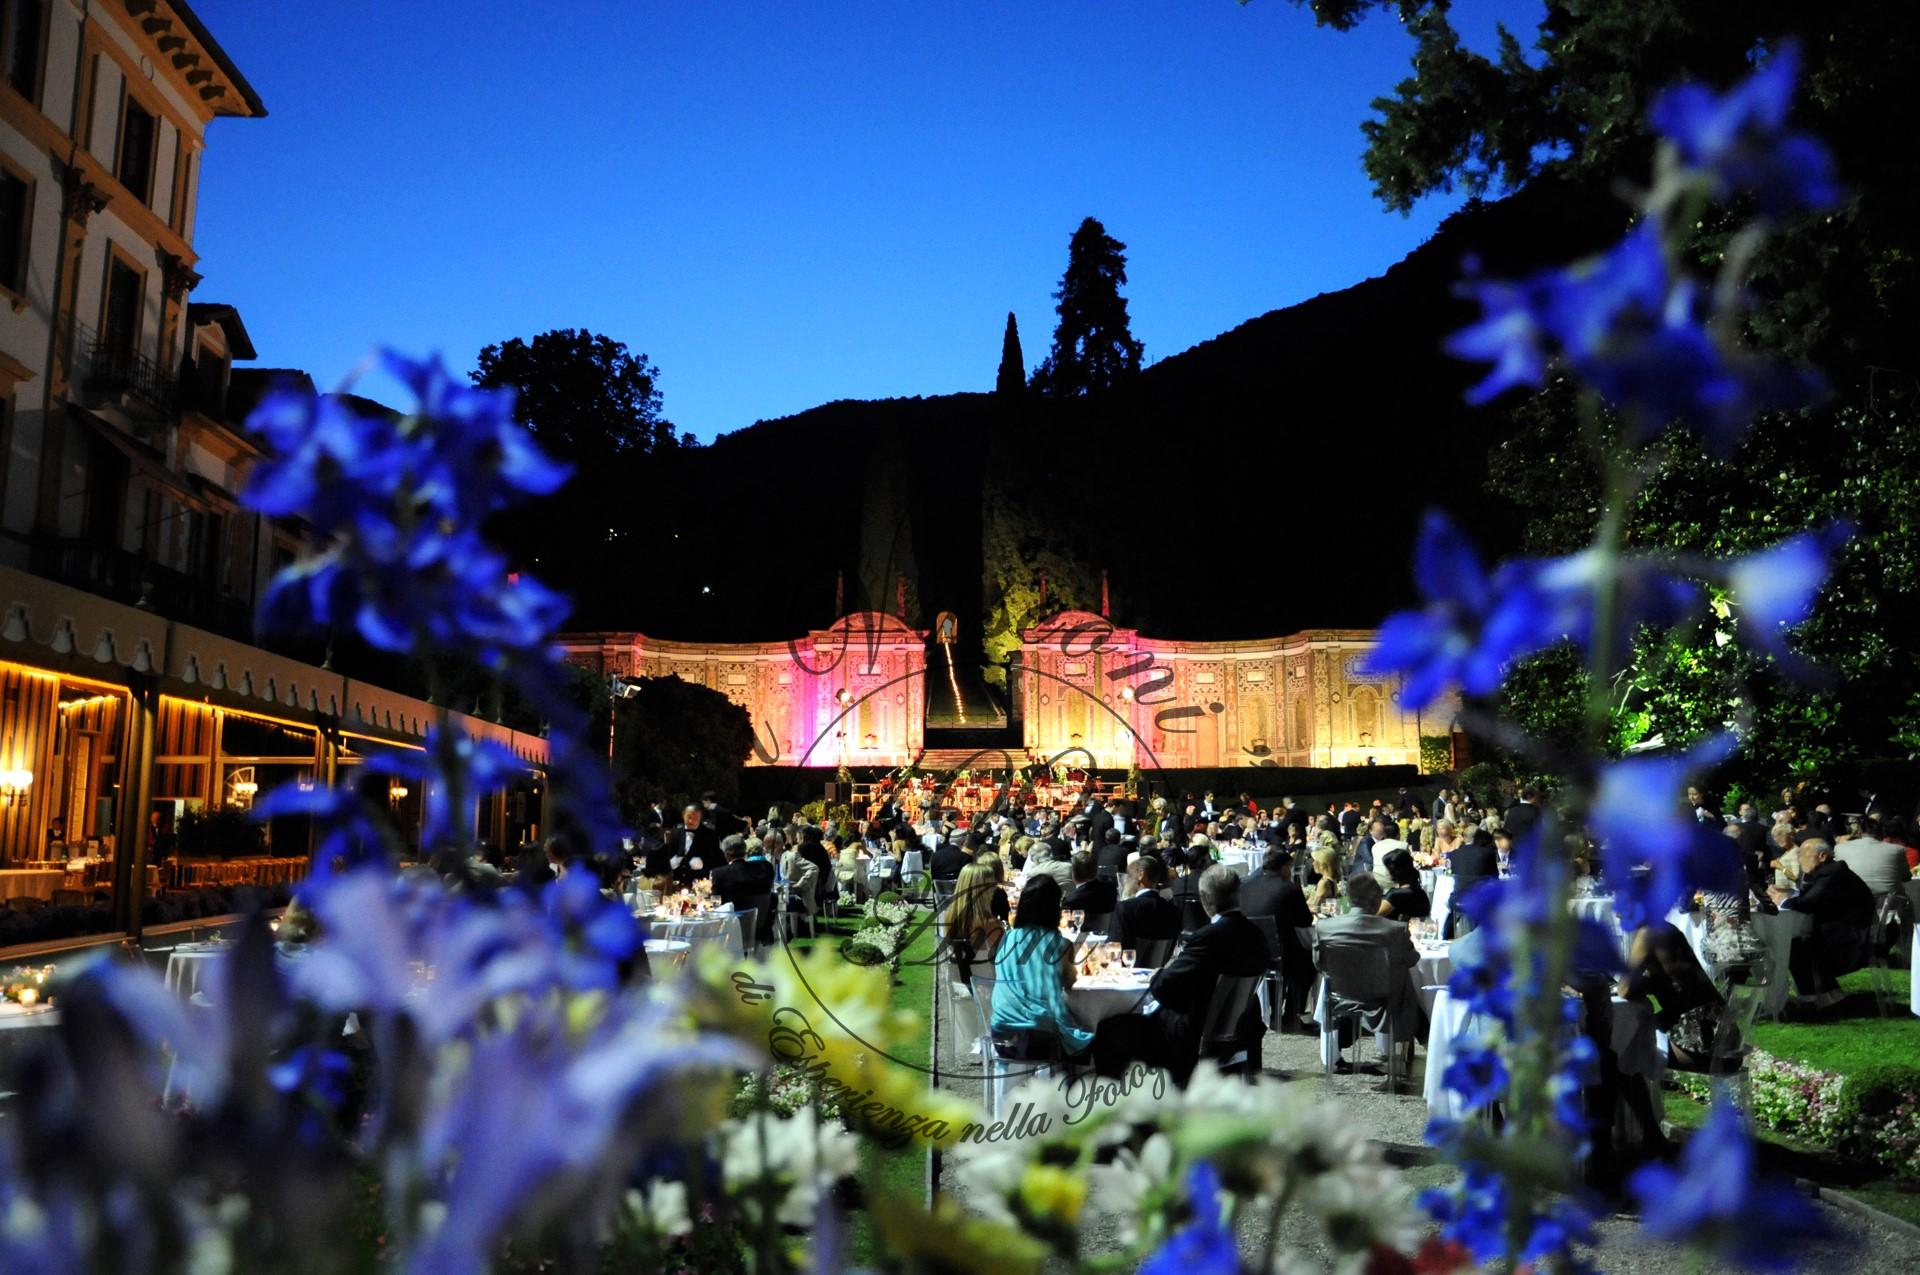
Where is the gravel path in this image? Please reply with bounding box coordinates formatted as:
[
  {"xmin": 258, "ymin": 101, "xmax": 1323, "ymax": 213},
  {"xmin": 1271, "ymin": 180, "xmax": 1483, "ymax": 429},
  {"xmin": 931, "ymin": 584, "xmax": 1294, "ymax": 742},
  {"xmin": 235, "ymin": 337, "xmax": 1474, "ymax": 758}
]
[{"xmin": 926, "ymin": 987, "xmax": 1913, "ymax": 1272}]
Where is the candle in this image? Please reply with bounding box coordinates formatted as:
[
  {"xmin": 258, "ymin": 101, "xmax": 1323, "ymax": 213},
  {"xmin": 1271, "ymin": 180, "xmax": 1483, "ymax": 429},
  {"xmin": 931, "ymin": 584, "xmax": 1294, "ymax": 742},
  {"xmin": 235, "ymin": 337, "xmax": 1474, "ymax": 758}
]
[{"xmin": 17, "ymin": 987, "xmax": 37, "ymax": 1007}]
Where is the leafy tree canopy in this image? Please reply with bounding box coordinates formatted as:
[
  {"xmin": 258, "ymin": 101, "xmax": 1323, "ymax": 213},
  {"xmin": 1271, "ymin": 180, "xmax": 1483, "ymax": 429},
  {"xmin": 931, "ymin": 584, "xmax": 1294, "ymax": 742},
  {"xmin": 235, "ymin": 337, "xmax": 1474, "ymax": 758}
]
[
  {"xmin": 1275, "ymin": 0, "xmax": 1920, "ymax": 790},
  {"xmin": 473, "ymin": 329, "xmax": 686, "ymax": 463},
  {"xmin": 610, "ymin": 675, "xmax": 754, "ymax": 816}
]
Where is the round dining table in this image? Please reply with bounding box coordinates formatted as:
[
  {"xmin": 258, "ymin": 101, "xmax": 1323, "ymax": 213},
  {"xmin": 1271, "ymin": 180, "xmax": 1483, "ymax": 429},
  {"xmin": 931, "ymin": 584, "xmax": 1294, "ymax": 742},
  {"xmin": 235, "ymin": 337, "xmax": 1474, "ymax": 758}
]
[
  {"xmin": 1425, "ymin": 989, "xmax": 1665, "ymax": 1137},
  {"xmin": 1066, "ymin": 969, "xmax": 1156, "ymax": 1026}
]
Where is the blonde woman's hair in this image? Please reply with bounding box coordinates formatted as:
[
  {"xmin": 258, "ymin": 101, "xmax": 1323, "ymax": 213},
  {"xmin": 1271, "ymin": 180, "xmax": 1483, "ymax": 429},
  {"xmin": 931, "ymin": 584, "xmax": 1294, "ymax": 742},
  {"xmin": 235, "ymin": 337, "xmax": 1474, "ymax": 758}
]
[
  {"xmin": 1311, "ymin": 846, "xmax": 1339, "ymax": 879},
  {"xmin": 944, "ymin": 862, "xmax": 1000, "ymax": 942}
]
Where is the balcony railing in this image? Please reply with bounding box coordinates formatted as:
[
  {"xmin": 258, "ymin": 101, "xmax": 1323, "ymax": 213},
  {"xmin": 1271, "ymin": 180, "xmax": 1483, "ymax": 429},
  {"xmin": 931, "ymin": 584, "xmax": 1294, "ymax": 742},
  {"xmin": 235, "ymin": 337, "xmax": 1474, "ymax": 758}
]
[
  {"xmin": 28, "ymin": 537, "xmax": 252, "ymax": 639},
  {"xmin": 72, "ymin": 323, "xmax": 177, "ymax": 419}
]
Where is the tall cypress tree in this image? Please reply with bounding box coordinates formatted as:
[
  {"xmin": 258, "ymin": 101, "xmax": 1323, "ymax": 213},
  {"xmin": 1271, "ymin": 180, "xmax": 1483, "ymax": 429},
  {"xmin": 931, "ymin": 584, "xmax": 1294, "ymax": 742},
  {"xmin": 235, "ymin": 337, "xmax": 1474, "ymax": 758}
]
[
  {"xmin": 1032, "ymin": 217, "xmax": 1144, "ymax": 397},
  {"xmin": 995, "ymin": 311, "xmax": 1025, "ymax": 397}
]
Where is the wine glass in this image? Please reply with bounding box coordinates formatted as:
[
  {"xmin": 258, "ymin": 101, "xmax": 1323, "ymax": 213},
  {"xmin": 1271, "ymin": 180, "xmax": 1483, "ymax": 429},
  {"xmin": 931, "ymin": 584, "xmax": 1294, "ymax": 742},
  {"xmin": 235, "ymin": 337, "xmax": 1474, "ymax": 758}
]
[
  {"xmin": 1121, "ymin": 948, "xmax": 1138, "ymax": 971},
  {"xmin": 1102, "ymin": 941, "xmax": 1122, "ymax": 971},
  {"xmin": 1071, "ymin": 909, "xmax": 1086, "ymax": 932}
]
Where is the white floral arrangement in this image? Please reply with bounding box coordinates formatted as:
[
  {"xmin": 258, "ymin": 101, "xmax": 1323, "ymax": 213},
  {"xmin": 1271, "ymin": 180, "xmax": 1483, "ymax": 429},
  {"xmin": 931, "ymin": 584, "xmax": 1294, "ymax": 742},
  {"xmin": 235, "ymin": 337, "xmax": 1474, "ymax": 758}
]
[
  {"xmin": 945, "ymin": 1063, "xmax": 1420, "ymax": 1270},
  {"xmin": 863, "ymin": 896, "xmax": 913, "ymax": 928},
  {"xmin": 629, "ymin": 1106, "xmax": 860, "ymax": 1237}
]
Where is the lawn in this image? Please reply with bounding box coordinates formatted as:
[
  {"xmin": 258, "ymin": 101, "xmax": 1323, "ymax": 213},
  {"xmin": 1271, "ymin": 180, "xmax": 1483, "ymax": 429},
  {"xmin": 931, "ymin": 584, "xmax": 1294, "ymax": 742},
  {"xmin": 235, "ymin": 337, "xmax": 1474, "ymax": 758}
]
[
  {"xmin": 1748, "ymin": 968, "xmax": 1920, "ymax": 1075},
  {"xmin": 1665, "ymin": 966, "xmax": 1920, "ymax": 1228},
  {"xmin": 795, "ymin": 907, "xmax": 937, "ymax": 1263}
]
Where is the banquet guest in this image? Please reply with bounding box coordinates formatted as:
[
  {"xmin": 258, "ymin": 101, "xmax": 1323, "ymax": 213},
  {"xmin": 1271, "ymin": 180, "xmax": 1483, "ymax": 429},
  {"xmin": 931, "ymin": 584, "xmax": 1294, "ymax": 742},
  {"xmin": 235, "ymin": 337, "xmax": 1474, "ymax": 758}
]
[
  {"xmin": 1115, "ymin": 856, "xmax": 1182, "ymax": 948},
  {"xmin": 1378, "ymin": 847, "xmax": 1432, "ymax": 920},
  {"xmin": 780, "ymin": 838, "xmax": 820, "ymax": 919},
  {"xmin": 1168, "ymin": 848, "xmax": 1208, "ymax": 928},
  {"xmin": 988, "ymin": 876, "xmax": 1093, "ymax": 1058},
  {"xmin": 930, "ymin": 833, "xmax": 973, "ymax": 882},
  {"xmin": 1771, "ymin": 839, "xmax": 1875, "ymax": 1006},
  {"xmin": 1310, "ymin": 874, "xmax": 1424, "ymax": 1058},
  {"xmin": 1239, "ymin": 847, "xmax": 1314, "ymax": 1032},
  {"xmin": 1502, "ymin": 785, "xmax": 1543, "ymax": 844},
  {"xmin": 1621, "ymin": 919, "xmax": 1726, "ymax": 1072},
  {"xmin": 1095, "ymin": 829, "xmax": 1132, "ymax": 875},
  {"xmin": 664, "ymin": 805, "xmax": 720, "ymax": 885},
  {"xmin": 834, "ymin": 840, "xmax": 864, "ymax": 901},
  {"xmin": 1086, "ymin": 796, "xmax": 1115, "ymax": 850},
  {"xmin": 1091, "ymin": 866, "xmax": 1270, "ymax": 1084},
  {"xmin": 712, "ymin": 835, "xmax": 776, "ymax": 908},
  {"xmin": 1833, "ymin": 815, "xmax": 1910, "ymax": 897},
  {"xmin": 515, "ymin": 842, "xmax": 557, "ymax": 894},
  {"xmin": 1305, "ymin": 846, "xmax": 1343, "ymax": 913},
  {"xmin": 1021, "ymin": 842, "xmax": 1076, "ymax": 892},
  {"xmin": 1062, "ymin": 852, "xmax": 1119, "ymax": 919},
  {"xmin": 1352, "ymin": 817, "xmax": 1397, "ymax": 875},
  {"xmin": 973, "ymin": 851, "xmax": 1013, "ymax": 921},
  {"xmin": 1430, "ymin": 819, "xmax": 1461, "ymax": 863},
  {"xmin": 942, "ymin": 862, "xmax": 1006, "ymax": 980},
  {"xmin": 1445, "ymin": 828, "xmax": 1500, "ymax": 936}
]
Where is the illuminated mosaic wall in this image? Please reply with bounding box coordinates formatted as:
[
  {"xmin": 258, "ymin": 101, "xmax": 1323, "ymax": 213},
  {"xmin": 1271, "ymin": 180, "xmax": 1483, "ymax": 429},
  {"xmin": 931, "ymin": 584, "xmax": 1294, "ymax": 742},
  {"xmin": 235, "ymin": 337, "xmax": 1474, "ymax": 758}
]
[
  {"xmin": 1016, "ymin": 611, "xmax": 1451, "ymax": 770},
  {"xmin": 557, "ymin": 613, "xmax": 928, "ymax": 768}
]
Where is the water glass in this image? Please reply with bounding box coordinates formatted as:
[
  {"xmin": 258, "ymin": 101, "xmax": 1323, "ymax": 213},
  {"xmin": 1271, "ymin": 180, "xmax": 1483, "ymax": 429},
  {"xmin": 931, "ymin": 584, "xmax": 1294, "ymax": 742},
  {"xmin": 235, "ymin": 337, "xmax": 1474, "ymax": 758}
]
[{"xmin": 1121, "ymin": 948, "xmax": 1137, "ymax": 970}]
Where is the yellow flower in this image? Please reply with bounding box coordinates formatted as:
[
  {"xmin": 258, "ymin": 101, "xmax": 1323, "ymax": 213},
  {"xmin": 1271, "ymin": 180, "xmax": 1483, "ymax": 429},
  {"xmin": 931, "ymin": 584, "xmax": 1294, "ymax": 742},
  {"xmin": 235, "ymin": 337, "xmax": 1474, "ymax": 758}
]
[
  {"xmin": 874, "ymin": 1195, "xmax": 1051, "ymax": 1275},
  {"xmin": 1017, "ymin": 1163, "xmax": 1087, "ymax": 1228}
]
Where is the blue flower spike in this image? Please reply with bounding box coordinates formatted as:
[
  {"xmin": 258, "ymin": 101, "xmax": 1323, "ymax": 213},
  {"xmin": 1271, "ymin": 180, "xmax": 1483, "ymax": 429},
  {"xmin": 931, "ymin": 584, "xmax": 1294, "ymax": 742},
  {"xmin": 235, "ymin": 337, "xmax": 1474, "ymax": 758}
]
[
  {"xmin": 1631, "ymin": 1098, "xmax": 1831, "ymax": 1270},
  {"xmin": 1139, "ymin": 1161, "xmax": 1236, "ymax": 1275}
]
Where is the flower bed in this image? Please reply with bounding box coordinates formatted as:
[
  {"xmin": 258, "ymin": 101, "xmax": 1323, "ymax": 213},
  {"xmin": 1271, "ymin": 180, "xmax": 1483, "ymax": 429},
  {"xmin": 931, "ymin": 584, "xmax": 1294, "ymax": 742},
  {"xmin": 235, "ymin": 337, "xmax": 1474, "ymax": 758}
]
[{"xmin": 1676, "ymin": 1052, "xmax": 1920, "ymax": 1179}]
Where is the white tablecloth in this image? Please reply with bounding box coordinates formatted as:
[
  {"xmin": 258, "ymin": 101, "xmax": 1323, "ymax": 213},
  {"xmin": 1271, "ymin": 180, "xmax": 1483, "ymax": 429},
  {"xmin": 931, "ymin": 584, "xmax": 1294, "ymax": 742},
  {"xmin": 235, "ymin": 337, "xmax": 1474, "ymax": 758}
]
[
  {"xmin": 647, "ymin": 912, "xmax": 745, "ymax": 956},
  {"xmin": 645, "ymin": 938, "xmax": 691, "ymax": 973},
  {"xmin": 164, "ymin": 943, "xmax": 229, "ymax": 999},
  {"xmin": 1221, "ymin": 849, "xmax": 1262, "ymax": 878},
  {"xmin": 1067, "ymin": 972, "xmax": 1156, "ymax": 1026},
  {"xmin": 0, "ymin": 1003, "xmax": 59, "ymax": 1032},
  {"xmin": 1424, "ymin": 991, "xmax": 1664, "ymax": 1134},
  {"xmin": 1911, "ymin": 930, "xmax": 1919, "ymax": 1018},
  {"xmin": 0, "ymin": 869, "xmax": 66, "ymax": 901}
]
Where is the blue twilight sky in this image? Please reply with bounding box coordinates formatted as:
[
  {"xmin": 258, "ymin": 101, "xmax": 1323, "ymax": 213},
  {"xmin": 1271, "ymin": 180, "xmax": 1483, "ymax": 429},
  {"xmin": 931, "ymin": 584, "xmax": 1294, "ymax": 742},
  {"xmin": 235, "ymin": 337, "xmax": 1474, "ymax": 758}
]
[{"xmin": 189, "ymin": 0, "xmax": 1541, "ymax": 441}]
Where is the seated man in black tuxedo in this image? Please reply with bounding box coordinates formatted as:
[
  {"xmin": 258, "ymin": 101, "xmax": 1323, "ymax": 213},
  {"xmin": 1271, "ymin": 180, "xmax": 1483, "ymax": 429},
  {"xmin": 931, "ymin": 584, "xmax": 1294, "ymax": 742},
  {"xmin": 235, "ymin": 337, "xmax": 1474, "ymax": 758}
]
[
  {"xmin": 711, "ymin": 834, "xmax": 776, "ymax": 909},
  {"xmin": 929, "ymin": 833, "xmax": 972, "ymax": 882},
  {"xmin": 1061, "ymin": 851, "xmax": 1119, "ymax": 920},
  {"xmin": 1115, "ymin": 855, "xmax": 1182, "ymax": 949},
  {"xmin": 1094, "ymin": 829, "xmax": 1132, "ymax": 876},
  {"xmin": 1093, "ymin": 865, "xmax": 1271, "ymax": 1084},
  {"xmin": 1771, "ymin": 837, "xmax": 1876, "ymax": 1006},
  {"xmin": 1238, "ymin": 846, "xmax": 1315, "ymax": 1033}
]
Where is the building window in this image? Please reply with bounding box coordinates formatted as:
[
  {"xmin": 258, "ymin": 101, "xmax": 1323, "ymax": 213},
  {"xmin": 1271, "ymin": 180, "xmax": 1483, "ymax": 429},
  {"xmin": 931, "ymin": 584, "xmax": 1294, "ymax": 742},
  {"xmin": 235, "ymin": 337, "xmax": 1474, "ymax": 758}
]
[
  {"xmin": 0, "ymin": 163, "xmax": 28, "ymax": 298},
  {"xmin": 117, "ymin": 97, "xmax": 157, "ymax": 204},
  {"xmin": 102, "ymin": 255, "xmax": 142, "ymax": 366},
  {"xmin": 170, "ymin": 144, "xmax": 195, "ymax": 236},
  {"xmin": 0, "ymin": 0, "xmax": 46, "ymax": 106}
]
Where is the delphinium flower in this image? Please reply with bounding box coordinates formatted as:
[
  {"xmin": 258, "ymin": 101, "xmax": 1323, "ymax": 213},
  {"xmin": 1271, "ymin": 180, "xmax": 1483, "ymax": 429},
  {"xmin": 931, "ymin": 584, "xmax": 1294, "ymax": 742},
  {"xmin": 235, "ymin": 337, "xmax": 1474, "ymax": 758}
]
[
  {"xmin": 1630, "ymin": 1098, "xmax": 1831, "ymax": 1270},
  {"xmin": 1409, "ymin": 38, "xmax": 1851, "ymax": 1275},
  {"xmin": 1647, "ymin": 41, "xmax": 1840, "ymax": 218},
  {"xmin": 1445, "ymin": 43, "xmax": 1834, "ymax": 453},
  {"xmin": 1722, "ymin": 522, "xmax": 1854, "ymax": 671},
  {"xmin": 1589, "ymin": 734, "xmax": 1745, "ymax": 931},
  {"xmin": 1138, "ymin": 1161, "xmax": 1235, "ymax": 1275},
  {"xmin": 1362, "ymin": 510, "xmax": 1563, "ymax": 709}
]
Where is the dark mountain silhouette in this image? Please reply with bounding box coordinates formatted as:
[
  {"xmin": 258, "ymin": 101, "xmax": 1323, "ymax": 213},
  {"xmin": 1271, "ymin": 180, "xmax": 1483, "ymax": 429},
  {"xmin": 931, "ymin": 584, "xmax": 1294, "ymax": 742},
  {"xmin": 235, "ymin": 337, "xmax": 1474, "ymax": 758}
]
[{"xmin": 583, "ymin": 176, "xmax": 1622, "ymax": 648}]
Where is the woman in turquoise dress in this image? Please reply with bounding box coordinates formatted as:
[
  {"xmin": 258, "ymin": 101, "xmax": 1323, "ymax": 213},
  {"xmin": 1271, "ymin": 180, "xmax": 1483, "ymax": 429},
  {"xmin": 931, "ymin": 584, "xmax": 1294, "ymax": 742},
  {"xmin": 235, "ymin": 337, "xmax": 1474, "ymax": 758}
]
[{"xmin": 989, "ymin": 876, "xmax": 1095, "ymax": 1056}]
